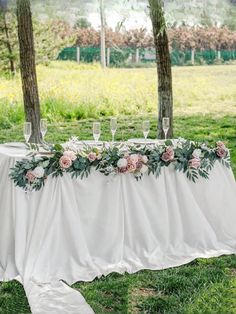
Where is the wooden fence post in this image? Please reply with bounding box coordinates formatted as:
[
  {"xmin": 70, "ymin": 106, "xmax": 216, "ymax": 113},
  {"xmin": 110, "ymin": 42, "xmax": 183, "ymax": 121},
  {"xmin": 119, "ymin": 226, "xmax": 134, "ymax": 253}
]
[
  {"xmin": 76, "ymin": 47, "xmax": 80, "ymax": 63},
  {"xmin": 191, "ymin": 48, "xmax": 195, "ymax": 65},
  {"xmin": 135, "ymin": 48, "xmax": 140, "ymax": 63},
  {"xmin": 107, "ymin": 47, "xmax": 110, "ymax": 67}
]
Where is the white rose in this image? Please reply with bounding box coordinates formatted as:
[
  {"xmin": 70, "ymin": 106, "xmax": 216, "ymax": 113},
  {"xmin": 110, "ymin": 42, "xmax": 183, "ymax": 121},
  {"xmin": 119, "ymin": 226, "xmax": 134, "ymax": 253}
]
[
  {"xmin": 192, "ymin": 149, "xmax": 202, "ymax": 159},
  {"xmin": 117, "ymin": 158, "xmax": 128, "ymax": 168},
  {"xmin": 106, "ymin": 166, "xmax": 114, "ymax": 173},
  {"xmin": 142, "ymin": 155, "xmax": 148, "ymax": 164},
  {"xmin": 97, "ymin": 154, "xmax": 102, "ymax": 160},
  {"xmin": 140, "ymin": 164, "xmax": 148, "ymax": 174},
  {"xmin": 33, "ymin": 166, "xmax": 45, "ymax": 178}
]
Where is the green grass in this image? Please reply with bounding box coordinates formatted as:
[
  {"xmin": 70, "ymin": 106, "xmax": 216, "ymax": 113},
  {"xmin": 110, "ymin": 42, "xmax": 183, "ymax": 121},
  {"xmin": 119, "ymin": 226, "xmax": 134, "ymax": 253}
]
[
  {"xmin": 0, "ymin": 115, "xmax": 236, "ymax": 313},
  {"xmin": 0, "ymin": 63, "xmax": 236, "ymax": 127},
  {"xmin": 72, "ymin": 256, "xmax": 236, "ymax": 314}
]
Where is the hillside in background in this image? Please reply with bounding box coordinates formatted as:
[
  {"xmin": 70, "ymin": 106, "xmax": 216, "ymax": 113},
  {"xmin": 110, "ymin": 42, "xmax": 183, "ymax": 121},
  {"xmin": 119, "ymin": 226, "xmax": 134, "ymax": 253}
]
[{"xmin": 29, "ymin": 0, "xmax": 236, "ymax": 31}]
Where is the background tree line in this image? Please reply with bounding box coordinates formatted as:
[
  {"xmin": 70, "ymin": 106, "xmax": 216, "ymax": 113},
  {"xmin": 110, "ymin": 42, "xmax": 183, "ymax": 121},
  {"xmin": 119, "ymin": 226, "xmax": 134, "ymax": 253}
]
[{"xmin": 1, "ymin": 11, "xmax": 236, "ymax": 76}]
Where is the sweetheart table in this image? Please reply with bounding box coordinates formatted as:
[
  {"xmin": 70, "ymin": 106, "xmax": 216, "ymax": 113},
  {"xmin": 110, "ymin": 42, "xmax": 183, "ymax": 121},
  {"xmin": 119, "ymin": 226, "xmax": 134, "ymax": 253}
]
[{"xmin": 0, "ymin": 143, "xmax": 236, "ymax": 313}]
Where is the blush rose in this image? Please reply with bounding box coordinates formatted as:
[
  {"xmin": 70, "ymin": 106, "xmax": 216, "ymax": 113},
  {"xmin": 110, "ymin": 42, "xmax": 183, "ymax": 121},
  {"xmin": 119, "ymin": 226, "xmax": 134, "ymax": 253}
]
[
  {"xmin": 161, "ymin": 146, "xmax": 174, "ymax": 162},
  {"xmin": 63, "ymin": 150, "xmax": 77, "ymax": 161},
  {"xmin": 26, "ymin": 170, "xmax": 36, "ymax": 183},
  {"xmin": 88, "ymin": 152, "xmax": 97, "ymax": 162},
  {"xmin": 216, "ymin": 147, "xmax": 226, "ymax": 158},
  {"xmin": 189, "ymin": 158, "xmax": 201, "ymax": 169},
  {"xmin": 59, "ymin": 156, "xmax": 72, "ymax": 169}
]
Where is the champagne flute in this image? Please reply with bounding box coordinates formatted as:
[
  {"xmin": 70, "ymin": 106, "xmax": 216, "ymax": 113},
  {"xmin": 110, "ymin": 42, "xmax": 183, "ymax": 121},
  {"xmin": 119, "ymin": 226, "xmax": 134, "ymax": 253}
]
[
  {"xmin": 23, "ymin": 122, "xmax": 32, "ymax": 144},
  {"xmin": 162, "ymin": 117, "xmax": 170, "ymax": 140},
  {"xmin": 93, "ymin": 122, "xmax": 101, "ymax": 143},
  {"xmin": 142, "ymin": 120, "xmax": 150, "ymax": 141},
  {"xmin": 110, "ymin": 117, "xmax": 117, "ymax": 143},
  {"xmin": 40, "ymin": 119, "xmax": 47, "ymax": 143}
]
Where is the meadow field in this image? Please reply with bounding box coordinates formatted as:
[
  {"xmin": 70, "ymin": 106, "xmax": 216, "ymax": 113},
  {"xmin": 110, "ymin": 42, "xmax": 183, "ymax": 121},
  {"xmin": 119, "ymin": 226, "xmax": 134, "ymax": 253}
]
[
  {"xmin": 0, "ymin": 63, "xmax": 236, "ymax": 313},
  {"xmin": 0, "ymin": 63, "xmax": 236, "ymax": 127}
]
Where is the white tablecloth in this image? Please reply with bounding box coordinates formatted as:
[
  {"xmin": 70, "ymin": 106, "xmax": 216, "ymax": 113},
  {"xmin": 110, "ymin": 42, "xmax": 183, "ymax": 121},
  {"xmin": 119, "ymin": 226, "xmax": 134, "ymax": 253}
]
[{"xmin": 0, "ymin": 144, "xmax": 236, "ymax": 312}]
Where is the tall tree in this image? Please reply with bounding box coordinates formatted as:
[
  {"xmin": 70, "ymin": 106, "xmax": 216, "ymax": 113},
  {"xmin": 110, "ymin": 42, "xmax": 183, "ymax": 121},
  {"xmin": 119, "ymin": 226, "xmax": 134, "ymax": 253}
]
[
  {"xmin": 149, "ymin": 0, "xmax": 173, "ymax": 139},
  {"xmin": 99, "ymin": 0, "xmax": 106, "ymax": 68},
  {"xmin": 16, "ymin": 0, "xmax": 41, "ymax": 143}
]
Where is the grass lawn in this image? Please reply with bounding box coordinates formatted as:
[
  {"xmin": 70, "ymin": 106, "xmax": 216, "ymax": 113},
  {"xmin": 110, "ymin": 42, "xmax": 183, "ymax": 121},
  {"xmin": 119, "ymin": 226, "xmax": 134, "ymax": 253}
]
[
  {"xmin": 0, "ymin": 114, "xmax": 236, "ymax": 313},
  {"xmin": 0, "ymin": 63, "xmax": 236, "ymax": 126}
]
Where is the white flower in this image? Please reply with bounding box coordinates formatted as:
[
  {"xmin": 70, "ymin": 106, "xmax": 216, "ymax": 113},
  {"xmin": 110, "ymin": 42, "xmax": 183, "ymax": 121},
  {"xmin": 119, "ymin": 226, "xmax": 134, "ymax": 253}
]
[
  {"xmin": 33, "ymin": 166, "xmax": 45, "ymax": 178},
  {"xmin": 140, "ymin": 164, "xmax": 148, "ymax": 174},
  {"xmin": 106, "ymin": 166, "xmax": 114, "ymax": 173},
  {"xmin": 192, "ymin": 149, "xmax": 202, "ymax": 158},
  {"xmin": 142, "ymin": 155, "xmax": 148, "ymax": 164},
  {"xmin": 117, "ymin": 158, "xmax": 128, "ymax": 168},
  {"xmin": 97, "ymin": 154, "xmax": 102, "ymax": 160}
]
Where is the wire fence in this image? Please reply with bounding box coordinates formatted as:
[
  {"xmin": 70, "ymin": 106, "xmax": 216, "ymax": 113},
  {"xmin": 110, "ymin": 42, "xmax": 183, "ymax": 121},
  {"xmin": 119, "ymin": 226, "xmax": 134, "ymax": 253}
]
[{"xmin": 57, "ymin": 47, "xmax": 236, "ymax": 66}]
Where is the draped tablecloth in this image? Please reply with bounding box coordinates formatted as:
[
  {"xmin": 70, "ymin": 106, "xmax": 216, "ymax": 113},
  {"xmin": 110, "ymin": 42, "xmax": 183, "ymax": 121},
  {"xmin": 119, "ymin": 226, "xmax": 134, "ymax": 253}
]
[{"xmin": 0, "ymin": 144, "xmax": 236, "ymax": 312}]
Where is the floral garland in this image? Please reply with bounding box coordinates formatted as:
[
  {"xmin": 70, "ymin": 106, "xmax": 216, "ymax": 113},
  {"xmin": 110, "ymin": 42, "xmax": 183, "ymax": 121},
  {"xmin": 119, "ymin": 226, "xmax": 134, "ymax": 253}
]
[{"xmin": 10, "ymin": 139, "xmax": 231, "ymax": 192}]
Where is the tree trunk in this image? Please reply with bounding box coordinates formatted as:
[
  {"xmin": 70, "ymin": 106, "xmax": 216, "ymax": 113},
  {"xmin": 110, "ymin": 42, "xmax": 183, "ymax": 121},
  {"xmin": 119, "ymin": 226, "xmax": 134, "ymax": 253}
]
[
  {"xmin": 99, "ymin": 0, "xmax": 106, "ymax": 68},
  {"xmin": 217, "ymin": 49, "xmax": 221, "ymax": 60},
  {"xmin": 16, "ymin": 0, "xmax": 41, "ymax": 143},
  {"xmin": 149, "ymin": 0, "xmax": 173, "ymax": 139}
]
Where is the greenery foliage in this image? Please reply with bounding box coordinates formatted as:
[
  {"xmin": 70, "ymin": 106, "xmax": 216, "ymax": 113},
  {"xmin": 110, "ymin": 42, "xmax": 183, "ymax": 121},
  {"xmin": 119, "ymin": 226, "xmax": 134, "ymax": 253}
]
[
  {"xmin": 0, "ymin": 9, "xmax": 18, "ymax": 75},
  {"xmin": 10, "ymin": 139, "xmax": 230, "ymax": 192}
]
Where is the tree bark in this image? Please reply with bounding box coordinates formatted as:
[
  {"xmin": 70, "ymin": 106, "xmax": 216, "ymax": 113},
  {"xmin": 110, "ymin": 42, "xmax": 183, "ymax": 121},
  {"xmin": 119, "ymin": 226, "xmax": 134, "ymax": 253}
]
[
  {"xmin": 16, "ymin": 0, "xmax": 41, "ymax": 143},
  {"xmin": 149, "ymin": 0, "xmax": 173, "ymax": 139},
  {"xmin": 99, "ymin": 0, "xmax": 106, "ymax": 68}
]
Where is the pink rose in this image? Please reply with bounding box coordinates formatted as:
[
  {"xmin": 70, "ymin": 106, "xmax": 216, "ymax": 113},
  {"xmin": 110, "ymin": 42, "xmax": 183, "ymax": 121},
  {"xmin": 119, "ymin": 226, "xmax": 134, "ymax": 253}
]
[
  {"xmin": 216, "ymin": 147, "xmax": 226, "ymax": 158},
  {"xmin": 88, "ymin": 152, "xmax": 97, "ymax": 162},
  {"xmin": 161, "ymin": 146, "xmax": 174, "ymax": 162},
  {"xmin": 136, "ymin": 161, "xmax": 143, "ymax": 170},
  {"xmin": 127, "ymin": 162, "xmax": 136, "ymax": 173},
  {"xmin": 26, "ymin": 170, "xmax": 36, "ymax": 183},
  {"xmin": 189, "ymin": 158, "xmax": 201, "ymax": 169},
  {"xmin": 129, "ymin": 154, "xmax": 139, "ymax": 164},
  {"xmin": 59, "ymin": 155, "xmax": 72, "ymax": 169},
  {"xmin": 63, "ymin": 150, "xmax": 77, "ymax": 161},
  {"xmin": 118, "ymin": 167, "xmax": 128, "ymax": 173},
  {"xmin": 216, "ymin": 141, "xmax": 226, "ymax": 149}
]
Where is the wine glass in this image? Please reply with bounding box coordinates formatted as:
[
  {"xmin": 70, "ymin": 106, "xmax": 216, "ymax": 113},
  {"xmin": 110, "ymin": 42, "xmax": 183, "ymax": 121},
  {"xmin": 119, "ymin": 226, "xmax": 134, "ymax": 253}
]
[
  {"xmin": 93, "ymin": 122, "xmax": 101, "ymax": 143},
  {"xmin": 40, "ymin": 119, "xmax": 47, "ymax": 142},
  {"xmin": 110, "ymin": 117, "xmax": 117, "ymax": 143},
  {"xmin": 23, "ymin": 122, "xmax": 32, "ymax": 144},
  {"xmin": 142, "ymin": 120, "xmax": 150, "ymax": 141},
  {"xmin": 162, "ymin": 117, "xmax": 170, "ymax": 140}
]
